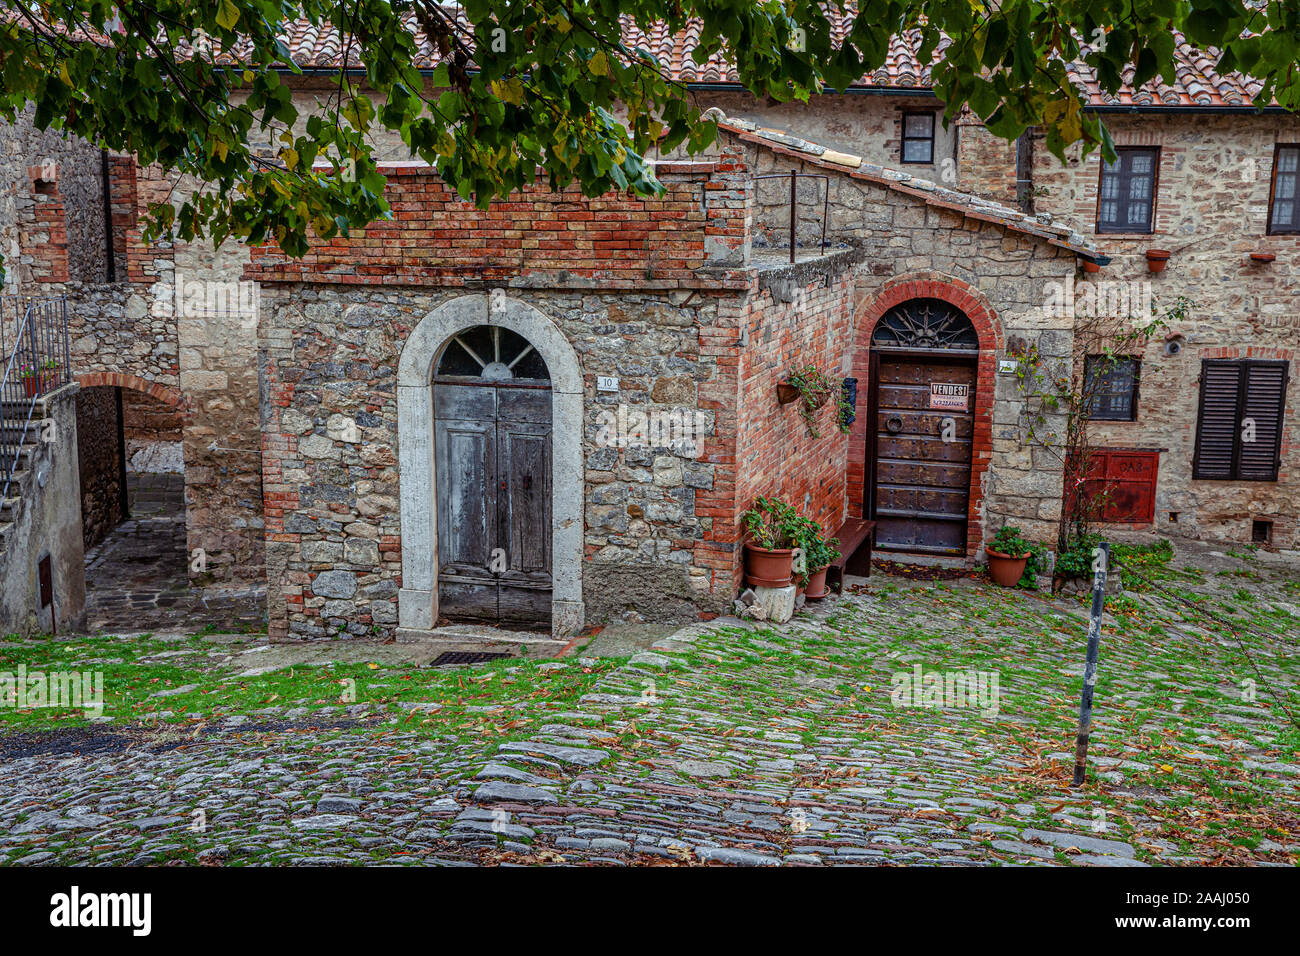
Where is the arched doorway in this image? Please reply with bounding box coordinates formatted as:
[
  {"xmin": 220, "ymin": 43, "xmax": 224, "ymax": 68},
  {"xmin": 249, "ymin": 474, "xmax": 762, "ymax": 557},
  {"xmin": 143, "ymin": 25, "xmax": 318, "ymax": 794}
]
[
  {"xmin": 396, "ymin": 294, "xmax": 585, "ymax": 638},
  {"xmin": 866, "ymin": 297, "xmax": 980, "ymax": 555},
  {"xmin": 433, "ymin": 325, "xmax": 553, "ymax": 626}
]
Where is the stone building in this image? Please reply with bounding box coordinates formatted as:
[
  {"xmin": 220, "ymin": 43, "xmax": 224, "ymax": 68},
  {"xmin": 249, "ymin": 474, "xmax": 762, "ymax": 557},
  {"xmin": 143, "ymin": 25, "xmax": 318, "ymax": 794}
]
[{"xmin": 1, "ymin": 17, "xmax": 1297, "ymax": 638}]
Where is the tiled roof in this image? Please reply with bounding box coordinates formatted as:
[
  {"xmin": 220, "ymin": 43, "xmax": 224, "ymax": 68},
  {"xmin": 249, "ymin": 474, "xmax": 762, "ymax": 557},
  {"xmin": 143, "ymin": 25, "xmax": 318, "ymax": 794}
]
[
  {"xmin": 712, "ymin": 111, "xmax": 1098, "ymax": 259},
  {"xmin": 260, "ymin": 12, "xmax": 1264, "ymax": 109},
  {"xmin": 3, "ymin": 8, "xmax": 1271, "ymax": 108}
]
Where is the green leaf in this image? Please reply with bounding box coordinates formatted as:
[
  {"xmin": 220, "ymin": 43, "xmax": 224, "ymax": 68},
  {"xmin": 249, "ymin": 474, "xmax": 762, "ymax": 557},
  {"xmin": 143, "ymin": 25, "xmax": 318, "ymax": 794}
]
[{"xmin": 216, "ymin": 0, "xmax": 240, "ymax": 31}]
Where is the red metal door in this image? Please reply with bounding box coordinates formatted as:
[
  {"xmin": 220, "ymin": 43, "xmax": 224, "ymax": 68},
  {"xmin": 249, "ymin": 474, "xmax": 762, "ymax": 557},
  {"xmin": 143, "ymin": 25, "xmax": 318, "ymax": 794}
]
[{"xmin": 1074, "ymin": 449, "xmax": 1159, "ymax": 524}]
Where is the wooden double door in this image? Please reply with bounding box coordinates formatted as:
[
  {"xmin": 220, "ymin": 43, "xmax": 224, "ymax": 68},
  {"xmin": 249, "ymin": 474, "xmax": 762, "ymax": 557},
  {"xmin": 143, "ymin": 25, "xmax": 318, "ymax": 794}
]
[
  {"xmin": 434, "ymin": 381, "xmax": 552, "ymax": 626},
  {"xmin": 868, "ymin": 352, "xmax": 976, "ymax": 555}
]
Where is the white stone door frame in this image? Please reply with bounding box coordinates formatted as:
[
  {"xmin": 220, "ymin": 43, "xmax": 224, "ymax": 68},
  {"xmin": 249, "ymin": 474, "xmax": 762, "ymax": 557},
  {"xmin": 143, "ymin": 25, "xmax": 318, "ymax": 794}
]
[{"xmin": 396, "ymin": 293, "xmax": 584, "ymax": 638}]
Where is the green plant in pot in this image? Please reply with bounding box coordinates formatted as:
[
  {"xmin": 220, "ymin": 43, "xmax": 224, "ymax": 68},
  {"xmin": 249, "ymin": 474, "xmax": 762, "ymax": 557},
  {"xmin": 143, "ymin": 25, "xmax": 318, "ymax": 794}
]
[
  {"xmin": 741, "ymin": 495, "xmax": 800, "ymax": 588},
  {"xmin": 783, "ymin": 365, "xmax": 837, "ymax": 438},
  {"xmin": 800, "ymin": 526, "xmax": 841, "ymax": 600},
  {"xmin": 987, "ymin": 524, "xmax": 1033, "ymax": 587}
]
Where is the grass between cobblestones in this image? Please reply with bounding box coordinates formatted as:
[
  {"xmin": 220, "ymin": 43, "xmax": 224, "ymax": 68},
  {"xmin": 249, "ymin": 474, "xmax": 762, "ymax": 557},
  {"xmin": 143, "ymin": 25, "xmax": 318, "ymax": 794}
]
[{"xmin": 1, "ymin": 541, "xmax": 1297, "ymax": 866}]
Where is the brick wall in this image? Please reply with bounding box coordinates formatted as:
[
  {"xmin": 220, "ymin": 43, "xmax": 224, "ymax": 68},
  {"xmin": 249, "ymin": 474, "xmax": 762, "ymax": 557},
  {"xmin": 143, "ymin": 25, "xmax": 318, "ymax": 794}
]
[
  {"xmin": 955, "ymin": 114, "xmax": 1021, "ymax": 208},
  {"xmin": 730, "ymin": 257, "xmax": 859, "ymax": 589},
  {"xmin": 246, "ymin": 156, "xmax": 752, "ymax": 287}
]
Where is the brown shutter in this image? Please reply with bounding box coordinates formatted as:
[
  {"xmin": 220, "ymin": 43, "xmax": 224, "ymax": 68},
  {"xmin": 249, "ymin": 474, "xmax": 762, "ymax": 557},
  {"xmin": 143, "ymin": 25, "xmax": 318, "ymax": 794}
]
[
  {"xmin": 1192, "ymin": 360, "xmax": 1243, "ymax": 480},
  {"xmin": 1239, "ymin": 361, "xmax": 1289, "ymax": 481}
]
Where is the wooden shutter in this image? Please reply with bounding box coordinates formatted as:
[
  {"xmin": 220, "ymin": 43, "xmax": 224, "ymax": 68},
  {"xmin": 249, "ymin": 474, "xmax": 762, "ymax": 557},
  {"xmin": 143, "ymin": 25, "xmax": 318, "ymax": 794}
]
[
  {"xmin": 1193, "ymin": 359, "xmax": 1290, "ymax": 481},
  {"xmin": 1240, "ymin": 361, "xmax": 1289, "ymax": 481},
  {"xmin": 1193, "ymin": 361, "xmax": 1243, "ymax": 480}
]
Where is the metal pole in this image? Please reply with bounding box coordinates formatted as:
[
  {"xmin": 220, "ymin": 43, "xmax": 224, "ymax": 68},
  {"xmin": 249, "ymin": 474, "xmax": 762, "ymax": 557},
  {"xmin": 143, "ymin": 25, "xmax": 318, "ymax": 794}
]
[
  {"xmin": 789, "ymin": 169, "xmax": 796, "ymax": 264},
  {"xmin": 1072, "ymin": 541, "xmax": 1109, "ymax": 786}
]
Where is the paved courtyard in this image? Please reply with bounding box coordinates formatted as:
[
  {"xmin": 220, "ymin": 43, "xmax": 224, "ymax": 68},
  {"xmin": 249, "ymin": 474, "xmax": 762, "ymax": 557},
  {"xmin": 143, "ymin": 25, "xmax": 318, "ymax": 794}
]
[{"xmin": 1, "ymin": 539, "xmax": 1296, "ymax": 866}]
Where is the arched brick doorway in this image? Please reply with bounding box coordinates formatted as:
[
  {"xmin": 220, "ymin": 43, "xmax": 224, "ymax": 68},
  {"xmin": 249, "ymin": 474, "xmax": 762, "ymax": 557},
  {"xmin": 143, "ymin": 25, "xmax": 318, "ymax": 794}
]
[{"xmin": 849, "ymin": 275, "xmax": 1002, "ymax": 557}]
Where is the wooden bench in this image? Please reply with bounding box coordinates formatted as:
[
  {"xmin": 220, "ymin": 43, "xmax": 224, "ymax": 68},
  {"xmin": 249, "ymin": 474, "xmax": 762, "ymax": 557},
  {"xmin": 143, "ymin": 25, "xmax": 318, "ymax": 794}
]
[{"xmin": 825, "ymin": 518, "xmax": 876, "ymax": 591}]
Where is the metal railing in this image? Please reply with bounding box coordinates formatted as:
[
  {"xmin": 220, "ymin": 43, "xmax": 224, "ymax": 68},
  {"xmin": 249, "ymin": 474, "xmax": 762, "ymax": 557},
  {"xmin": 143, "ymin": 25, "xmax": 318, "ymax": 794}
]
[
  {"xmin": 755, "ymin": 170, "xmax": 831, "ymax": 263},
  {"xmin": 0, "ymin": 295, "xmax": 71, "ymax": 500}
]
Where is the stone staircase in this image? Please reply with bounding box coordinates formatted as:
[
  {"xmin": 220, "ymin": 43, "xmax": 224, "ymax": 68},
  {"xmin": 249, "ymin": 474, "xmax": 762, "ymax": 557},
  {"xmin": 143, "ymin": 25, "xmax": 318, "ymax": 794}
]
[{"xmin": 0, "ymin": 396, "xmax": 47, "ymax": 548}]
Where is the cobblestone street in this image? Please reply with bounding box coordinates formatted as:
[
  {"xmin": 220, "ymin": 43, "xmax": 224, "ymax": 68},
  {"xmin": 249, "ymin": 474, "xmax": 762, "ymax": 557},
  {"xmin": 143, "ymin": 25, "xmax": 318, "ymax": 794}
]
[
  {"xmin": 82, "ymin": 473, "xmax": 265, "ymax": 634},
  {"xmin": 2, "ymin": 541, "xmax": 1297, "ymax": 866}
]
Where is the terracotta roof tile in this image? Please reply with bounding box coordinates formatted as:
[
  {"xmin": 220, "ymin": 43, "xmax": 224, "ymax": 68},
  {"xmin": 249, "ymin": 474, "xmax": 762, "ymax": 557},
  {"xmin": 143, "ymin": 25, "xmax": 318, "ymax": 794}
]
[{"xmin": 2, "ymin": 8, "xmax": 1274, "ymax": 108}]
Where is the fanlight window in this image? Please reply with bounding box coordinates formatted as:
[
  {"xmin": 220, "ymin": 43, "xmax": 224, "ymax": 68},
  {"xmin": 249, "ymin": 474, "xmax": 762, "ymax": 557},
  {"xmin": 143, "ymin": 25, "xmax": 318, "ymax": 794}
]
[
  {"xmin": 871, "ymin": 298, "xmax": 979, "ymax": 351},
  {"xmin": 436, "ymin": 325, "xmax": 550, "ymax": 382}
]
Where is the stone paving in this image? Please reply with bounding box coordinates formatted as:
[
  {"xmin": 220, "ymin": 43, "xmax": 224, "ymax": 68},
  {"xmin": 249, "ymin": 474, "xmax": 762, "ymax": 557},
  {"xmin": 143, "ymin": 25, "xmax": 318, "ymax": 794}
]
[
  {"xmin": 2, "ymin": 539, "xmax": 1297, "ymax": 866},
  {"xmin": 82, "ymin": 472, "xmax": 265, "ymax": 634}
]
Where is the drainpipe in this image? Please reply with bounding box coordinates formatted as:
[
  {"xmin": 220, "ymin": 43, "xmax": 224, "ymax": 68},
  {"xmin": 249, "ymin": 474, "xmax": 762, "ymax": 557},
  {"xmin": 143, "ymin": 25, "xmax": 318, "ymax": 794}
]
[
  {"xmin": 100, "ymin": 148, "xmax": 115, "ymax": 283},
  {"xmin": 1015, "ymin": 130, "xmax": 1034, "ymax": 214}
]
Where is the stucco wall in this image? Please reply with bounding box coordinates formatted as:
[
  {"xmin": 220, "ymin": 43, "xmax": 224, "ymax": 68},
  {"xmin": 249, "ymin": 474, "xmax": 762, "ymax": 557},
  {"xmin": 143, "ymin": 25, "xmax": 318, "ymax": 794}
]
[{"xmin": 0, "ymin": 385, "xmax": 86, "ymax": 634}]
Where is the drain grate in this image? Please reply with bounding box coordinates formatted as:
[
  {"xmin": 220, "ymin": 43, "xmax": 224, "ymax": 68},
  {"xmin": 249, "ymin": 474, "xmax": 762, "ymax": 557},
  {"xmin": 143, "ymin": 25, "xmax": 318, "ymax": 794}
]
[{"xmin": 430, "ymin": 651, "xmax": 511, "ymax": 666}]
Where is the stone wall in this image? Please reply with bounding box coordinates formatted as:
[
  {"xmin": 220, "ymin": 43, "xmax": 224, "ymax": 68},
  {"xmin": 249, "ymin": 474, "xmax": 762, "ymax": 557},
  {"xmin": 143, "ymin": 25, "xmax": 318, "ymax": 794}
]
[
  {"xmin": 0, "ymin": 105, "xmax": 107, "ymax": 294},
  {"xmin": 251, "ymin": 157, "xmax": 758, "ymax": 638},
  {"xmin": 75, "ymin": 385, "xmax": 124, "ymax": 549},
  {"xmin": 1025, "ymin": 113, "xmax": 1300, "ymax": 548},
  {"xmin": 683, "ymin": 90, "xmax": 957, "ymax": 184},
  {"xmin": 257, "ymin": 284, "xmax": 738, "ymax": 639}
]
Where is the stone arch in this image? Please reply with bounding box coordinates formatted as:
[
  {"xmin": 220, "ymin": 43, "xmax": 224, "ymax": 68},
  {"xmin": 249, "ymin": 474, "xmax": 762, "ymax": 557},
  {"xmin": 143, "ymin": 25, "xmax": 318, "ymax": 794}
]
[
  {"xmin": 849, "ymin": 273, "xmax": 1003, "ymax": 557},
  {"xmin": 75, "ymin": 372, "xmax": 187, "ymax": 412},
  {"xmin": 396, "ymin": 293, "xmax": 584, "ymax": 637}
]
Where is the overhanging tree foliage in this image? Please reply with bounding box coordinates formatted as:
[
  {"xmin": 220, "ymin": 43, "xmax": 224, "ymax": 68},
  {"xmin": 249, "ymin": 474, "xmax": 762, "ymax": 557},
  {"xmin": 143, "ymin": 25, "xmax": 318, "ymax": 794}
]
[{"xmin": 3, "ymin": 0, "xmax": 1300, "ymax": 273}]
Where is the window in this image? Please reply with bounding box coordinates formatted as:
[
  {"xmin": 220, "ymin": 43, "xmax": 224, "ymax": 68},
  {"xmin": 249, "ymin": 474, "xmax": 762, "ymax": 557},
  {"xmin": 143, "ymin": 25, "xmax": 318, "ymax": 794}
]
[
  {"xmin": 1193, "ymin": 359, "xmax": 1290, "ymax": 482},
  {"xmin": 1268, "ymin": 145, "xmax": 1300, "ymax": 234},
  {"xmin": 1085, "ymin": 355, "xmax": 1141, "ymax": 421},
  {"xmin": 1097, "ymin": 147, "xmax": 1159, "ymax": 233},
  {"xmin": 901, "ymin": 112, "xmax": 935, "ymax": 164}
]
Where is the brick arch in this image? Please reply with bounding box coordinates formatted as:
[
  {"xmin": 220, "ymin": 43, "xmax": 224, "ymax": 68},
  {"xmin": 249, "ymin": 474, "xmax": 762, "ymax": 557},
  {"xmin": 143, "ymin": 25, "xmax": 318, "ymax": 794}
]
[
  {"xmin": 848, "ymin": 273, "xmax": 1002, "ymax": 558},
  {"xmin": 76, "ymin": 372, "xmax": 187, "ymax": 412}
]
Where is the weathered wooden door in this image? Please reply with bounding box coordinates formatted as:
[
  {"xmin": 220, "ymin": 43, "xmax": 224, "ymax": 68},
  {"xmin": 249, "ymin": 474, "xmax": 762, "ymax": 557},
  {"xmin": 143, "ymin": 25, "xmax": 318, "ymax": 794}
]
[
  {"xmin": 434, "ymin": 326, "xmax": 552, "ymax": 626},
  {"xmin": 867, "ymin": 298, "xmax": 980, "ymax": 556}
]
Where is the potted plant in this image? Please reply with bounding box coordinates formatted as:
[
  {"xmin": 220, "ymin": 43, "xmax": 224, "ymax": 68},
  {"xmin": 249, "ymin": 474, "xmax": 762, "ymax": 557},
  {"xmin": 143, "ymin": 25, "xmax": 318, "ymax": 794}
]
[
  {"xmin": 19, "ymin": 365, "xmax": 39, "ymax": 398},
  {"xmin": 1145, "ymin": 249, "xmax": 1171, "ymax": 273},
  {"xmin": 741, "ymin": 496, "xmax": 800, "ymax": 587},
  {"xmin": 782, "ymin": 365, "xmax": 837, "ymax": 438},
  {"xmin": 788, "ymin": 514, "xmax": 841, "ymax": 600},
  {"xmin": 38, "ymin": 358, "xmax": 60, "ymax": 393},
  {"xmin": 986, "ymin": 525, "xmax": 1033, "ymax": 587},
  {"xmin": 803, "ymin": 532, "xmax": 841, "ymax": 600}
]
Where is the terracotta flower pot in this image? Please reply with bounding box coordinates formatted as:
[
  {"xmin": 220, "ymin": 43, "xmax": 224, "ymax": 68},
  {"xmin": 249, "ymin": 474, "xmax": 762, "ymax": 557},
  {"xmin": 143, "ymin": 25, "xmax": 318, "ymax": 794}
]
[
  {"xmin": 22, "ymin": 376, "xmax": 39, "ymax": 398},
  {"xmin": 776, "ymin": 381, "xmax": 800, "ymax": 405},
  {"xmin": 1081, "ymin": 259, "xmax": 1101, "ymax": 273},
  {"xmin": 744, "ymin": 544, "xmax": 794, "ymax": 588},
  {"xmin": 804, "ymin": 566, "xmax": 830, "ymax": 600},
  {"xmin": 1146, "ymin": 249, "xmax": 1171, "ymax": 273},
  {"xmin": 986, "ymin": 548, "xmax": 1029, "ymax": 588}
]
